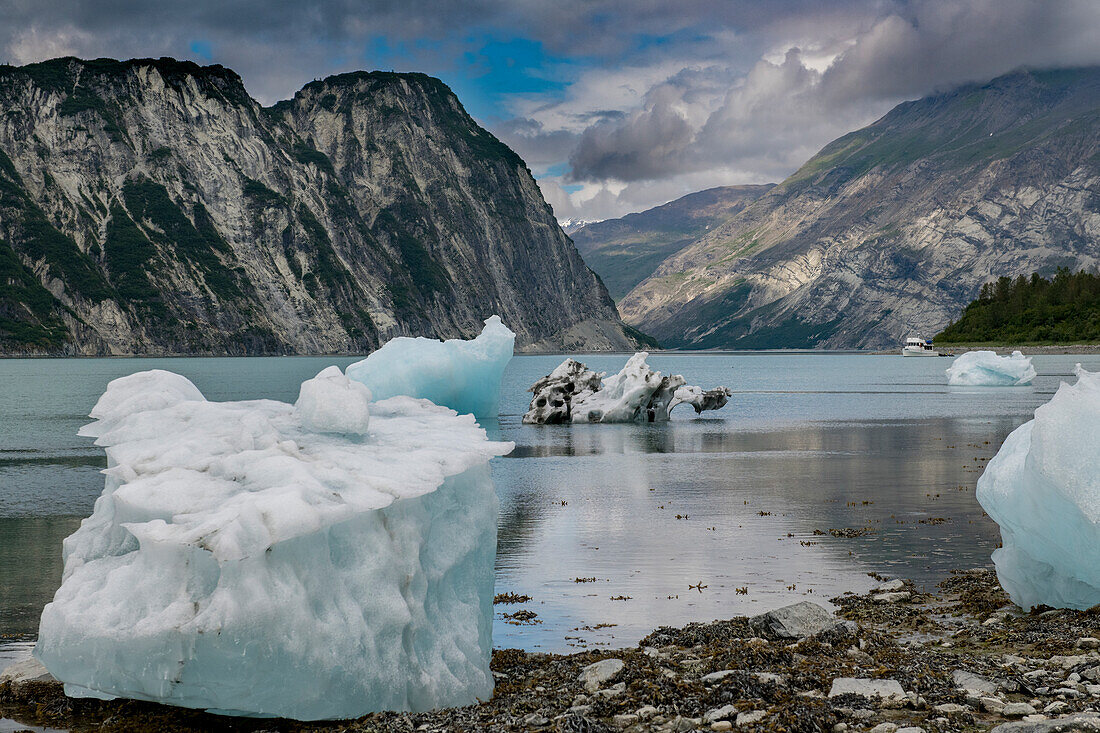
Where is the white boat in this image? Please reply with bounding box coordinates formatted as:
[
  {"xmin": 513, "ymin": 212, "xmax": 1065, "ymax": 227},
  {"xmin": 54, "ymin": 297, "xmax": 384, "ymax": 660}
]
[{"xmin": 901, "ymin": 336, "xmax": 941, "ymax": 357}]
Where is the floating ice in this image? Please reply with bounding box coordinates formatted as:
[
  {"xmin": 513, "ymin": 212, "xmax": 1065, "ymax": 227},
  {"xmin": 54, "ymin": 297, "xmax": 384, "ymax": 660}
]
[
  {"xmin": 946, "ymin": 350, "xmax": 1036, "ymax": 386},
  {"xmin": 977, "ymin": 365, "xmax": 1100, "ymax": 610},
  {"xmin": 36, "ymin": 367, "xmax": 512, "ymax": 720},
  {"xmin": 523, "ymin": 352, "xmax": 730, "ymax": 424},
  {"xmin": 346, "ymin": 315, "xmax": 514, "ymax": 419}
]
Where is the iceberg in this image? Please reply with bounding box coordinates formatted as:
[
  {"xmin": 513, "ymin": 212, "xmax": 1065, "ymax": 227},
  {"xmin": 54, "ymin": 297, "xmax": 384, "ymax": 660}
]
[
  {"xmin": 523, "ymin": 352, "xmax": 731, "ymax": 424},
  {"xmin": 946, "ymin": 350, "xmax": 1036, "ymax": 386},
  {"xmin": 976, "ymin": 365, "xmax": 1100, "ymax": 610},
  {"xmin": 346, "ymin": 315, "xmax": 514, "ymax": 419},
  {"xmin": 35, "ymin": 367, "xmax": 512, "ymax": 720}
]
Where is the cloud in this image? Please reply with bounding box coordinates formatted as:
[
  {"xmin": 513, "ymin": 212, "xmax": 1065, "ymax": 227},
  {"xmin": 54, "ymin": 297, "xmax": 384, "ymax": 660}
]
[{"xmin": 3, "ymin": 0, "xmax": 1099, "ymax": 221}]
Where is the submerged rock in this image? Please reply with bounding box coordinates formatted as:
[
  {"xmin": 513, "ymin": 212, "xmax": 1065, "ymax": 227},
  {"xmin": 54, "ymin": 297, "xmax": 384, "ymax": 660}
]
[{"xmin": 523, "ymin": 352, "xmax": 730, "ymax": 424}]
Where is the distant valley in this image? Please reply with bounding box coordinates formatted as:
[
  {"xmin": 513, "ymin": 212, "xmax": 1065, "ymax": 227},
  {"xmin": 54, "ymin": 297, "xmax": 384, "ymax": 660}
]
[{"xmin": 575, "ymin": 67, "xmax": 1100, "ymax": 350}]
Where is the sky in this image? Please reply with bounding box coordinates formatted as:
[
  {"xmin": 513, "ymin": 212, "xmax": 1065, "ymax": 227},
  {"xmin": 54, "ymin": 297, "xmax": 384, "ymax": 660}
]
[{"xmin": 2, "ymin": 0, "xmax": 1100, "ymax": 222}]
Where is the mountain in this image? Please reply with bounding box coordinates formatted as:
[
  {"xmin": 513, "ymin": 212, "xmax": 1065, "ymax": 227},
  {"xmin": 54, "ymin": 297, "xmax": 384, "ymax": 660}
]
[
  {"xmin": 0, "ymin": 57, "xmax": 636, "ymax": 355},
  {"xmin": 570, "ymin": 185, "xmax": 774, "ymax": 300},
  {"xmin": 617, "ymin": 67, "xmax": 1100, "ymax": 349}
]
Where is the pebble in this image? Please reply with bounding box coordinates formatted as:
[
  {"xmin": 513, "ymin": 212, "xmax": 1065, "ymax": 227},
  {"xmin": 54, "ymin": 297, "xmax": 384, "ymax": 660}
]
[
  {"xmin": 702, "ymin": 669, "xmax": 736, "ymax": 684},
  {"xmin": 873, "ymin": 591, "xmax": 911, "ymax": 604},
  {"xmin": 710, "ymin": 723, "xmax": 732, "ymax": 732},
  {"xmin": 828, "ymin": 677, "xmax": 906, "ymax": 700},
  {"xmin": 1002, "ymin": 702, "xmax": 1037, "ymax": 717},
  {"xmin": 735, "ymin": 710, "xmax": 766, "ymax": 725},
  {"xmin": 703, "ymin": 704, "xmax": 737, "ymax": 723}
]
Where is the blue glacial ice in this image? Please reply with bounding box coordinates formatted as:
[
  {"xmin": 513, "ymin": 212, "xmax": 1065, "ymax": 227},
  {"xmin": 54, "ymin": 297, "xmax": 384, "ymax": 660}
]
[
  {"xmin": 977, "ymin": 365, "xmax": 1100, "ymax": 610},
  {"xmin": 523, "ymin": 352, "xmax": 731, "ymax": 424},
  {"xmin": 35, "ymin": 366, "xmax": 512, "ymax": 720},
  {"xmin": 346, "ymin": 316, "xmax": 514, "ymax": 419},
  {"xmin": 946, "ymin": 350, "xmax": 1036, "ymax": 386}
]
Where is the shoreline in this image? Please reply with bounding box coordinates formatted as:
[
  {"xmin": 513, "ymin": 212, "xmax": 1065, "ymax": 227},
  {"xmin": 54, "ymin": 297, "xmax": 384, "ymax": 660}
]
[{"xmin": 4, "ymin": 571, "xmax": 1099, "ymax": 732}]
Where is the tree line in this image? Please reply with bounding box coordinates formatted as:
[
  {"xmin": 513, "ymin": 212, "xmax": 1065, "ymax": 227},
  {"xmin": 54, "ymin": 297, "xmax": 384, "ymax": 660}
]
[{"xmin": 936, "ymin": 268, "xmax": 1100, "ymax": 344}]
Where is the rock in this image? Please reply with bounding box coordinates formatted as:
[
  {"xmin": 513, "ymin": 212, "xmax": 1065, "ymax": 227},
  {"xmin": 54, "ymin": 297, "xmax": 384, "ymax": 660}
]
[
  {"xmin": 989, "ymin": 713, "xmax": 1100, "ymax": 731},
  {"xmin": 711, "ymin": 723, "xmax": 733, "ymax": 732},
  {"xmin": 702, "ymin": 669, "xmax": 737, "ymax": 684},
  {"xmin": 523, "ymin": 713, "xmax": 550, "ymax": 727},
  {"xmin": 934, "ymin": 703, "xmax": 970, "ymax": 714},
  {"xmin": 703, "ymin": 704, "xmax": 738, "ymax": 723},
  {"xmin": 1044, "ymin": 702, "xmax": 1070, "ymax": 714},
  {"xmin": 833, "ymin": 725, "xmax": 849, "ymax": 733},
  {"xmin": 612, "ymin": 714, "xmax": 639, "ymax": 727},
  {"xmin": 982, "ymin": 696, "xmax": 1007, "ymax": 713},
  {"xmin": 1003, "ymin": 703, "xmax": 1038, "ymax": 718},
  {"xmin": 1078, "ymin": 638, "xmax": 1100, "ymax": 650},
  {"xmin": 579, "ymin": 658, "xmax": 624, "ymax": 692},
  {"xmin": 873, "ymin": 579, "xmax": 906, "ymax": 593},
  {"xmin": 749, "ymin": 601, "xmax": 846, "ymax": 639},
  {"xmin": 752, "ymin": 672, "xmax": 786, "ymax": 685},
  {"xmin": 666, "ymin": 716, "xmax": 699, "ymax": 732},
  {"xmin": 828, "ymin": 678, "xmax": 905, "ymax": 700},
  {"xmin": 954, "ymin": 669, "xmax": 1001, "ymax": 695},
  {"xmin": 597, "ymin": 681, "xmax": 626, "ymax": 698},
  {"xmin": 873, "ymin": 592, "xmax": 912, "ymax": 604},
  {"xmin": 0, "ymin": 657, "xmax": 55, "ymax": 684},
  {"xmin": 870, "ymin": 725, "xmax": 897, "ymax": 733},
  {"xmin": 636, "ymin": 706, "xmax": 659, "ymax": 720},
  {"xmin": 735, "ymin": 710, "xmax": 766, "ymax": 726},
  {"xmin": 897, "ymin": 729, "xmax": 927, "ymax": 733}
]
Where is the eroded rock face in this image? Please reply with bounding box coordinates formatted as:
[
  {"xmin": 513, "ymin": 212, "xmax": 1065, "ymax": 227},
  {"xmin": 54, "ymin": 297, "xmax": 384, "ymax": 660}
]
[
  {"xmin": 616, "ymin": 68, "xmax": 1100, "ymax": 349},
  {"xmin": 0, "ymin": 58, "xmax": 634, "ymax": 355},
  {"xmin": 522, "ymin": 352, "xmax": 730, "ymax": 424}
]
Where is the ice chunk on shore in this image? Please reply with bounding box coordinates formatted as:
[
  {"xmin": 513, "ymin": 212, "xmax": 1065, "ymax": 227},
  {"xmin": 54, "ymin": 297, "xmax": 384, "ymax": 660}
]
[
  {"xmin": 976, "ymin": 365, "xmax": 1100, "ymax": 610},
  {"xmin": 346, "ymin": 316, "xmax": 514, "ymax": 418},
  {"xmin": 946, "ymin": 350, "xmax": 1036, "ymax": 386},
  {"xmin": 523, "ymin": 352, "xmax": 730, "ymax": 424},
  {"xmin": 36, "ymin": 367, "xmax": 512, "ymax": 720}
]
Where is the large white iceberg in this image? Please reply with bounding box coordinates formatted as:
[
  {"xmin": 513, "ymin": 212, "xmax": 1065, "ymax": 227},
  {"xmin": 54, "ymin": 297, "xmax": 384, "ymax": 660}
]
[
  {"xmin": 523, "ymin": 352, "xmax": 731, "ymax": 424},
  {"xmin": 946, "ymin": 350, "xmax": 1036, "ymax": 386},
  {"xmin": 976, "ymin": 365, "xmax": 1100, "ymax": 610},
  {"xmin": 35, "ymin": 367, "xmax": 512, "ymax": 720},
  {"xmin": 346, "ymin": 316, "xmax": 514, "ymax": 419}
]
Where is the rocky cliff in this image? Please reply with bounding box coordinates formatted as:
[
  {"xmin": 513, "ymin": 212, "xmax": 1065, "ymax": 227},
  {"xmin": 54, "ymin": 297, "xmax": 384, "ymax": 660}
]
[
  {"xmin": 617, "ymin": 67, "xmax": 1100, "ymax": 349},
  {"xmin": 0, "ymin": 57, "xmax": 635, "ymax": 355}
]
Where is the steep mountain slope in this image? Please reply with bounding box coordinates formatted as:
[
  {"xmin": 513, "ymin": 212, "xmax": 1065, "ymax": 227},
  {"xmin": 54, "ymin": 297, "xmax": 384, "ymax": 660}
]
[
  {"xmin": 0, "ymin": 57, "xmax": 635, "ymax": 355},
  {"xmin": 619, "ymin": 67, "xmax": 1100, "ymax": 349},
  {"xmin": 570, "ymin": 185, "xmax": 774, "ymax": 300}
]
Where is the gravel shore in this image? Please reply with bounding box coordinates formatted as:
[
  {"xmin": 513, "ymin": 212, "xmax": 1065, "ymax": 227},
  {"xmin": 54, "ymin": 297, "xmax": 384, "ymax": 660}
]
[{"xmin": 3, "ymin": 570, "xmax": 1100, "ymax": 732}]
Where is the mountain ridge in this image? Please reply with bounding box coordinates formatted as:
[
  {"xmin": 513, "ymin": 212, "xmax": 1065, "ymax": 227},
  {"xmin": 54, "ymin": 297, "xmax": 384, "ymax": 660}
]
[
  {"xmin": 0, "ymin": 56, "xmax": 636, "ymax": 355},
  {"xmin": 614, "ymin": 66, "xmax": 1100, "ymax": 349}
]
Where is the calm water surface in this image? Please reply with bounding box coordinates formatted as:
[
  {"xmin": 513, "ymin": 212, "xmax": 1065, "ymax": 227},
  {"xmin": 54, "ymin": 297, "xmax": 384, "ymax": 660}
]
[{"xmin": 0, "ymin": 352, "xmax": 1092, "ymax": 657}]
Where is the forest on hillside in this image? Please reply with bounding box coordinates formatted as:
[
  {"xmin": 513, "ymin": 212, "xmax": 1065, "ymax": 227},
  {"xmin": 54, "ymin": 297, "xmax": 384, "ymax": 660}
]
[{"xmin": 936, "ymin": 269, "xmax": 1100, "ymax": 343}]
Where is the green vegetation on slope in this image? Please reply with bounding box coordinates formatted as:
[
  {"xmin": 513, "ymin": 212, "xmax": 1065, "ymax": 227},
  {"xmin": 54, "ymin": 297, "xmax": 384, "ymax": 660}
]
[
  {"xmin": 937, "ymin": 269, "xmax": 1100, "ymax": 344},
  {"xmin": 0, "ymin": 239, "xmax": 69, "ymax": 350}
]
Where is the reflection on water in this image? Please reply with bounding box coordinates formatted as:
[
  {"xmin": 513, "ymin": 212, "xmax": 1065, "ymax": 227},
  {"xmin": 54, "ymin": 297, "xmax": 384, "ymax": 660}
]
[{"xmin": 0, "ymin": 352, "xmax": 1096, "ymax": 655}]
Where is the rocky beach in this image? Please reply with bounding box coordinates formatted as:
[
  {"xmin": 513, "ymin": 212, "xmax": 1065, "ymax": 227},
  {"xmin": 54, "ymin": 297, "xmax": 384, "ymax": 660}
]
[{"xmin": 4, "ymin": 570, "xmax": 1100, "ymax": 732}]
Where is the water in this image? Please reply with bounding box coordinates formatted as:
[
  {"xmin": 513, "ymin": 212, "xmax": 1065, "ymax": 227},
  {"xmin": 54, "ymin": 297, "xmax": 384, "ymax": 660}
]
[{"xmin": 0, "ymin": 352, "xmax": 1092, "ymax": 659}]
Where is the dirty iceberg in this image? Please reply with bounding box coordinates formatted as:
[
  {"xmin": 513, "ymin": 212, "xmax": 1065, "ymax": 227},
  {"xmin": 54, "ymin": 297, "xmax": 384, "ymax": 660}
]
[
  {"xmin": 946, "ymin": 350, "xmax": 1036, "ymax": 386},
  {"xmin": 346, "ymin": 316, "xmax": 514, "ymax": 419},
  {"xmin": 523, "ymin": 352, "xmax": 730, "ymax": 424},
  {"xmin": 976, "ymin": 365, "xmax": 1100, "ymax": 610},
  {"xmin": 35, "ymin": 362, "xmax": 512, "ymax": 719}
]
